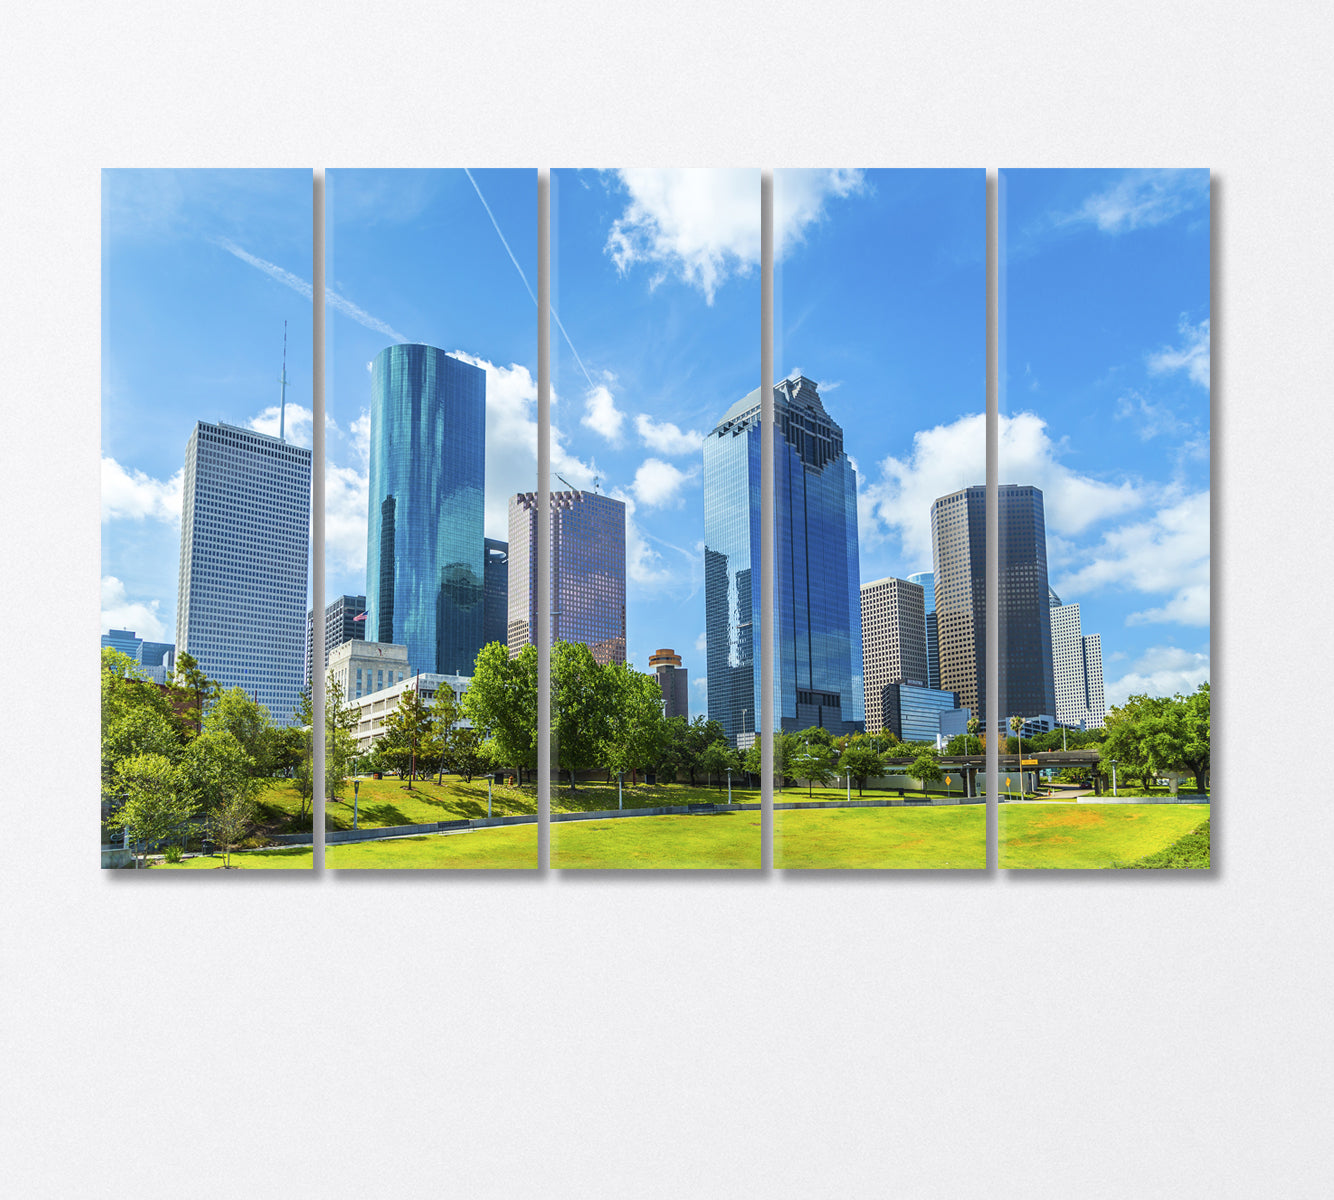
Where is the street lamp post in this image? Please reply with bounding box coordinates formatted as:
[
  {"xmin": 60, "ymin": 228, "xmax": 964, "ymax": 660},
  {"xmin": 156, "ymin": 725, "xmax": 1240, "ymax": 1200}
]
[
  {"xmin": 353, "ymin": 778, "xmax": 360, "ymax": 829},
  {"xmin": 844, "ymin": 768, "xmax": 852, "ymax": 805},
  {"xmin": 488, "ymin": 774, "xmax": 492, "ymax": 818},
  {"xmin": 618, "ymin": 771, "xmax": 624, "ymax": 810},
  {"xmin": 725, "ymin": 767, "xmax": 733, "ymax": 805},
  {"xmin": 1109, "ymin": 758, "xmax": 1119, "ymax": 798}
]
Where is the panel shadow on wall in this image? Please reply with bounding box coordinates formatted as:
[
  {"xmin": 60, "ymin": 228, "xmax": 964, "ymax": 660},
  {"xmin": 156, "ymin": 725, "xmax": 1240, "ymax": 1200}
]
[
  {"xmin": 322, "ymin": 168, "xmax": 539, "ymax": 870},
  {"xmin": 101, "ymin": 168, "xmax": 315, "ymax": 871},
  {"xmin": 996, "ymin": 168, "xmax": 1211, "ymax": 870},
  {"xmin": 548, "ymin": 167, "xmax": 761, "ymax": 869},
  {"xmin": 772, "ymin": 168, "xmax": 988, "ymax": 869}
]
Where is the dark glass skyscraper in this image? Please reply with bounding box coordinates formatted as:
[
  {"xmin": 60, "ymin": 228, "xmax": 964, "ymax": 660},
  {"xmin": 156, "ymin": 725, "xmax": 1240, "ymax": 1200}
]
[
  {"xmin": 304, "ymin": 593, "xmax": 366, "ymax": 685},
  {"xmin": 365, "ymin": 344, "xmax": 486, "ymax": 677},
  {"xmin": 775, "ymin": 376, "xmax": 863, "ymax": 736},
  {"xmin": 483, "ymin": 538, "xmax": 509, "ymax": 649},
  {"xmin": 932, "ymin": 483, "xmax": 1056, "ymax": 728},
  {"xmin": 703, "ymin": 391, "xmax": 762, "ymax": 746},
  {"xmin": 907, "ymin": 570, "xmax": 940, "ymax": 690},
  {"xmin": 508, "ymin": 490, "xmax": 626, "ymax": 664},
  {"xmin": 704, "ymin": 375, "xmax": 863, "ymax": 746}
]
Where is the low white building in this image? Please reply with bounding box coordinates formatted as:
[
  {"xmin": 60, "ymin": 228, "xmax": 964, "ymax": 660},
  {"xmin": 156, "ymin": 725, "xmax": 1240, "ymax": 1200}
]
[{"xmin": 338, "ymin": 671, "xmax": 473, "ymax": 756}]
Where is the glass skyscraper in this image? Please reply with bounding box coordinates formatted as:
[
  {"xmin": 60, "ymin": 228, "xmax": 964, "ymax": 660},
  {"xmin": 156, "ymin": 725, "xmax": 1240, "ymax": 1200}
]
[
  {"xmin": 508, "ymin": 490, "xmax": 626, "ymax": 664},
  {"xmin": 365, "ymin": 344, "xmax": 486, "ymax": 677},
  {"xmin": 907, "ymin": 570, "xmax": 940, "ymax": 690},
  {"xmin": 483, "ymin": 538, "xmax": 509, "ymax": 649},
  {"xmin": 703, "ymin": 390, "xmax": 762, "ymax": 747},
  {"xmin": 176, "ymin": 420, "xmax": 312, "ymax": 724},
  {"xmin": 932, "ymin": 483, "xmax": 1056, "ymax": 729},
  {"xmin": 704, "ymin": 375, "xmax": 863, "ymax": 746}
]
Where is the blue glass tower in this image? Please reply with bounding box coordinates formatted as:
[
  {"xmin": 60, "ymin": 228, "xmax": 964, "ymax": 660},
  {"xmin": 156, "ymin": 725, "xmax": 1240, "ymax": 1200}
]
[
  {"xmin": 703, "ymin": 375, "xmax": 863, "ymax": 746},
  {"xmin": 907, "ymin": 570, "xmax": 939, "ymax": 690},
  {"xmin": 703, "ymin": 392, "xmax": 763, "ymax": 747},
  {"xmin": 365, "ymin": 344, "xmax": 486, "ymax": 677},
  {"xmin": 774, "ymin": 376, "xmax": 863, "ymax": 735}
]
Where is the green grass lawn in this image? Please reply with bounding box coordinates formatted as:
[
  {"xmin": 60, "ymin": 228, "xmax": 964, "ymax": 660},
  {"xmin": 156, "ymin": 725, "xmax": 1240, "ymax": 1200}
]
[
  {"xmin": 775, "ymin": 805, "xmax": 985, "ymax": 869},
  {"xmin": 1117, "ymin": 819, "xmax": 1211, "ymax": 869},
  {"xmin": 150, "ymin": 847, "xmax": 315, "ymax": 870},
  {"xmin": 553, "ymin": 810, "xmax": 760, "ymax": 869},
  {"xmin": 1000, "ymin": 803, "xmax": 1210, "ymax": 869}
]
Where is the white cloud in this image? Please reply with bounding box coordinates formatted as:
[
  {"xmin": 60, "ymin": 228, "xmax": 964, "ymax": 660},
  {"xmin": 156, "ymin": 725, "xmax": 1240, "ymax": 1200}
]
[
  {"xmin": 1148, "ymin": 315, "xmax": 1210, "ymax": 389},
  {"xmin": 1057, "ymin": 170, "xmax": 1208, "ymax": 235},
  {"xmin": 604, "ymin": 169, "xmax": 862, "ymax": 304},
  {"xmin": 449, "ymin": 351, "xmax": 600, "ymax": 541},
  {"xmin": 325, "ymin": 462, "xmax": 369, "ymax": 577},
  {"xmin": 349, "ymin": 409, "xmax": 371, "ymax": 469},
  {"xmin": 634, "ymin": 413, "xmax": 705, "ymax": 456},
  {"xmin": 631, "ymin": 457, "xmax": 695, "ymax": 508},
  {"xmin": 102, "ymin": 457, "xmax": 182, "ymax": 524},
  {"xmin": 773, "ymin": 168, "xmax": 866, "ymax": 258},
  {"xmin": 1055, "ymin": 490, "xmax": 1210, "ymax": 628},
  {"xmin": 1114, "ymin": 389, "xmax": 1191, "ymax": 441},
  {"xmin": 608, "ymin": 488, "xmax": 674, "ymax": 587},
  {"xmin": 1104, "ymin": 645, "xmax": 1210, "ymax": 708},
  {"xmin": 695, "ymin": 631, "xmax": 707, "ymax": 654},
  {"xmin": 581, "ymin": 382, "xmax": 625, "ymax": 445},
  {"xmin": 246, "ymin": 402, "xmax": 315, "ymax": 448},
  {"xmin": 606, "ymin": 168, "xmax": 761, "ymax": 303},
  {"xmin": 692, "ymin": 676, "xmax": 708, "ymax": 692},
  {"xmin": 101, "ymin": 576, "xmax": 167, "ymax": 643},
  {"xmin": 859, "ymin": 410, "xmax": 1143, "ymax": 570}
]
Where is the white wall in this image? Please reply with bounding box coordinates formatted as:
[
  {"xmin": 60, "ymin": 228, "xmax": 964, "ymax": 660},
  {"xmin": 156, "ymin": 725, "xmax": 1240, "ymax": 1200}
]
[{"xmin": 5, "ymin": 4, "xmax": 1332, "ymax": 1198}]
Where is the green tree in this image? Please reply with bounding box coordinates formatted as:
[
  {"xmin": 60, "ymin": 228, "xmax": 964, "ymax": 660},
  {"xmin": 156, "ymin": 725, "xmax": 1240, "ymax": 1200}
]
[
  {"xmin": 1143, "ymin": 682, "xmax": 1210, "ymax": 793},
  {"xmin": 907, "ymin": 749, "xmax": 944, "ymax": 792},
  {"xmin": 789, "ymin": 738, "xmax": 838, "ymax": 797},
  {"xmin": 204, "ymin": 686, "xmax": 274, "ymax": 776},
  {"xmin": 599, "ymin": 662, "xmax": 668, "ymax": 783},
  {"xmin": 838, "ymin": 738, "xmax": 884, "ymax": 796},
  {"xmin": 178, "ymin": 729, "xmax": 256, "ymax": 815},
  {"xmin": 169, "ymin": 652, "xmax": 218, "ymax": 738},
  {"xmin": 107, "ymin": 753, "xmax": 194, "ymax": 868},
  {"xmin": 698, "ymin": 739, "xmax": 740, "ymax": 791},
  {"xmin": 429, "ymin": 682, "xmax": 462, "ymax": 783},
  {"xmin": 209, "ymin": 788, "xmax": 257, "ymax": 869},
  {"xmin": 551, "ymin": 641, "xmax": 611, "ymax": 791},
  {"xmin": 1102, "ymin": 694, "xmax": 1164, "ymax": 791},
  {"xmin": 462, "ymin": 641, "xmax": 538, "ymax": 783},
  {"xmin": 375, "ymin": 683, "xmax": 432, "ymax": 788},
  {"xmin": 325, "ymin": 678, "xmax": 357, "ymax": 800}
]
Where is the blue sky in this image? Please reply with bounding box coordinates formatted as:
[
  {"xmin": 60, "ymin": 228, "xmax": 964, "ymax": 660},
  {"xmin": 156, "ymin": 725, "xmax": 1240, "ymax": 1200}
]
[
  {"xmin": 102, "ymin": 167, "xmax": 1206, "ymax": 715},
  {"xmin": 101, "ymin": 168, "xmax": 313, "ymax": 645},
  {"xmin": 1001, "ymin": 168, "xmax": 1210, "ymax": 705}
]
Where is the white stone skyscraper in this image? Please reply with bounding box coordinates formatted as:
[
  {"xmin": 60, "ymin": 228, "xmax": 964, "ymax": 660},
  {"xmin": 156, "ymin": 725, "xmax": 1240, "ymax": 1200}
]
[
  {"xmin": 176, "ymin": 420, "xmax": 312, "ymax": 724},
  {"xmin": 860, "ymin": 576, "xmax": 929, "ymax": 736},
  {"xmin": 1049, "ymin": 599, "xmax": 1106, "ymax": 730}
]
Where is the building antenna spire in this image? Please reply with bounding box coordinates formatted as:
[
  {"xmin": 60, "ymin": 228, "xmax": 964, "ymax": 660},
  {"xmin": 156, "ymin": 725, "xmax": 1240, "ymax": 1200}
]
[{"xmin": 278, "ymin": 320, "xmax": 288, "ymax": 442}]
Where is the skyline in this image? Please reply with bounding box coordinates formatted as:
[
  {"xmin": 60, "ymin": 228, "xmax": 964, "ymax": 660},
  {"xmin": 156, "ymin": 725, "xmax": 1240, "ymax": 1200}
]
[{"xmin": 102, "ymin": 168, "xmax": 1208, "ymax": 718}]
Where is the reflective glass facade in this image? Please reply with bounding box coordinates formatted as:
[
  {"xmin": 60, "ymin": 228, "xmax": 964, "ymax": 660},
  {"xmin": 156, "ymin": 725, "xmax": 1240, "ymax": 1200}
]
[
  {"xmin": 879, "ymin": 682, "xmax": 961, "ymax": 744},
  {"xmin": 483, "ymin": 538, "xmax": 509, "ymax": 649},
  {"xmin": 508, "ymin": 490, "xmax": 626, "ymax": 664},
  {"xmin": 933, "ymin": 482, "xmax": 1056, "ymax": 727},
  {"xmin": 907, "ymin": 570, "xmax": 940, "ymax": 690},
  {"xmin": 703, "ymin": 392, "xmax": 762, "ymax": 747},
  {"xmin": 774, "ymin": 376, "xmax": 863, "ymax": 736},
  {"xmin": 176, "ymin": 420, "xmax": 312, "ymax": 724},
  {"xmin": 365, "ymin": 344, "xmax": 486, "ymax": 677}
]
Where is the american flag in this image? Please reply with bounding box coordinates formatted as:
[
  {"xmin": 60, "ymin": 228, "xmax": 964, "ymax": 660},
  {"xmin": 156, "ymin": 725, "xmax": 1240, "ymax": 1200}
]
[{"xmin": 353, "ymin": 611, "xmax": 367, "ymax": 621}]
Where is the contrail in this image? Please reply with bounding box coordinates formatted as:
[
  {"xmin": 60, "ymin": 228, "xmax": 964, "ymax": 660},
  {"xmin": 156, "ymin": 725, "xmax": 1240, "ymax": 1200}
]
[
  {"xmin": 212, "ymin": 237, "xmax": 409, "ymax": 344},
  {"xmin": 463, "ymin": 167, "xmax": 596, "ymax": 393}
]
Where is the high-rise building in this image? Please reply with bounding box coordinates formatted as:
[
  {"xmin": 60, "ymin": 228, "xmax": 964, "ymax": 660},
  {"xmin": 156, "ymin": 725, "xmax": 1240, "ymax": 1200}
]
[
  {"xmin": 704, "ymin": 375, "xmax": 863, "ymax": 746},
  {"xmin": 860, "ymin": 577, "xmax": 929, "ymax": 736},
  {"xmin": 507, "ymin": 490, "xmax": 626, "ymax": 664},
  {"xmin": 907, "ymin": 570, "xmax": 940, "ymax": 689},
  {"xmin": 101, "ymin": 629, "xmax": 175, "ymax": 683},
  {"xmin": 483, "ymin": 538, "xmax": 509, "ymax": 648},
  {"xmin": 176, "ymin": 420, "xmax": 311, "ymax": 724},
  {"xmin": 305, "ymin": 594, "xmax": 366, "ymax": 685},
  {"xmin": 649, "ymin": 648, "xmax": 689, "ymax": 721},
  {"xmin": 931, "ymin": 483, "xmax": 1055, "ymax": 727},
  {"xmin": 365, "ymin": 344, "xmax": 486, "ymax": 677},
  {"xmin": 1050, "ymin": 601, "xmax": 1106, "ymax": 730}
]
